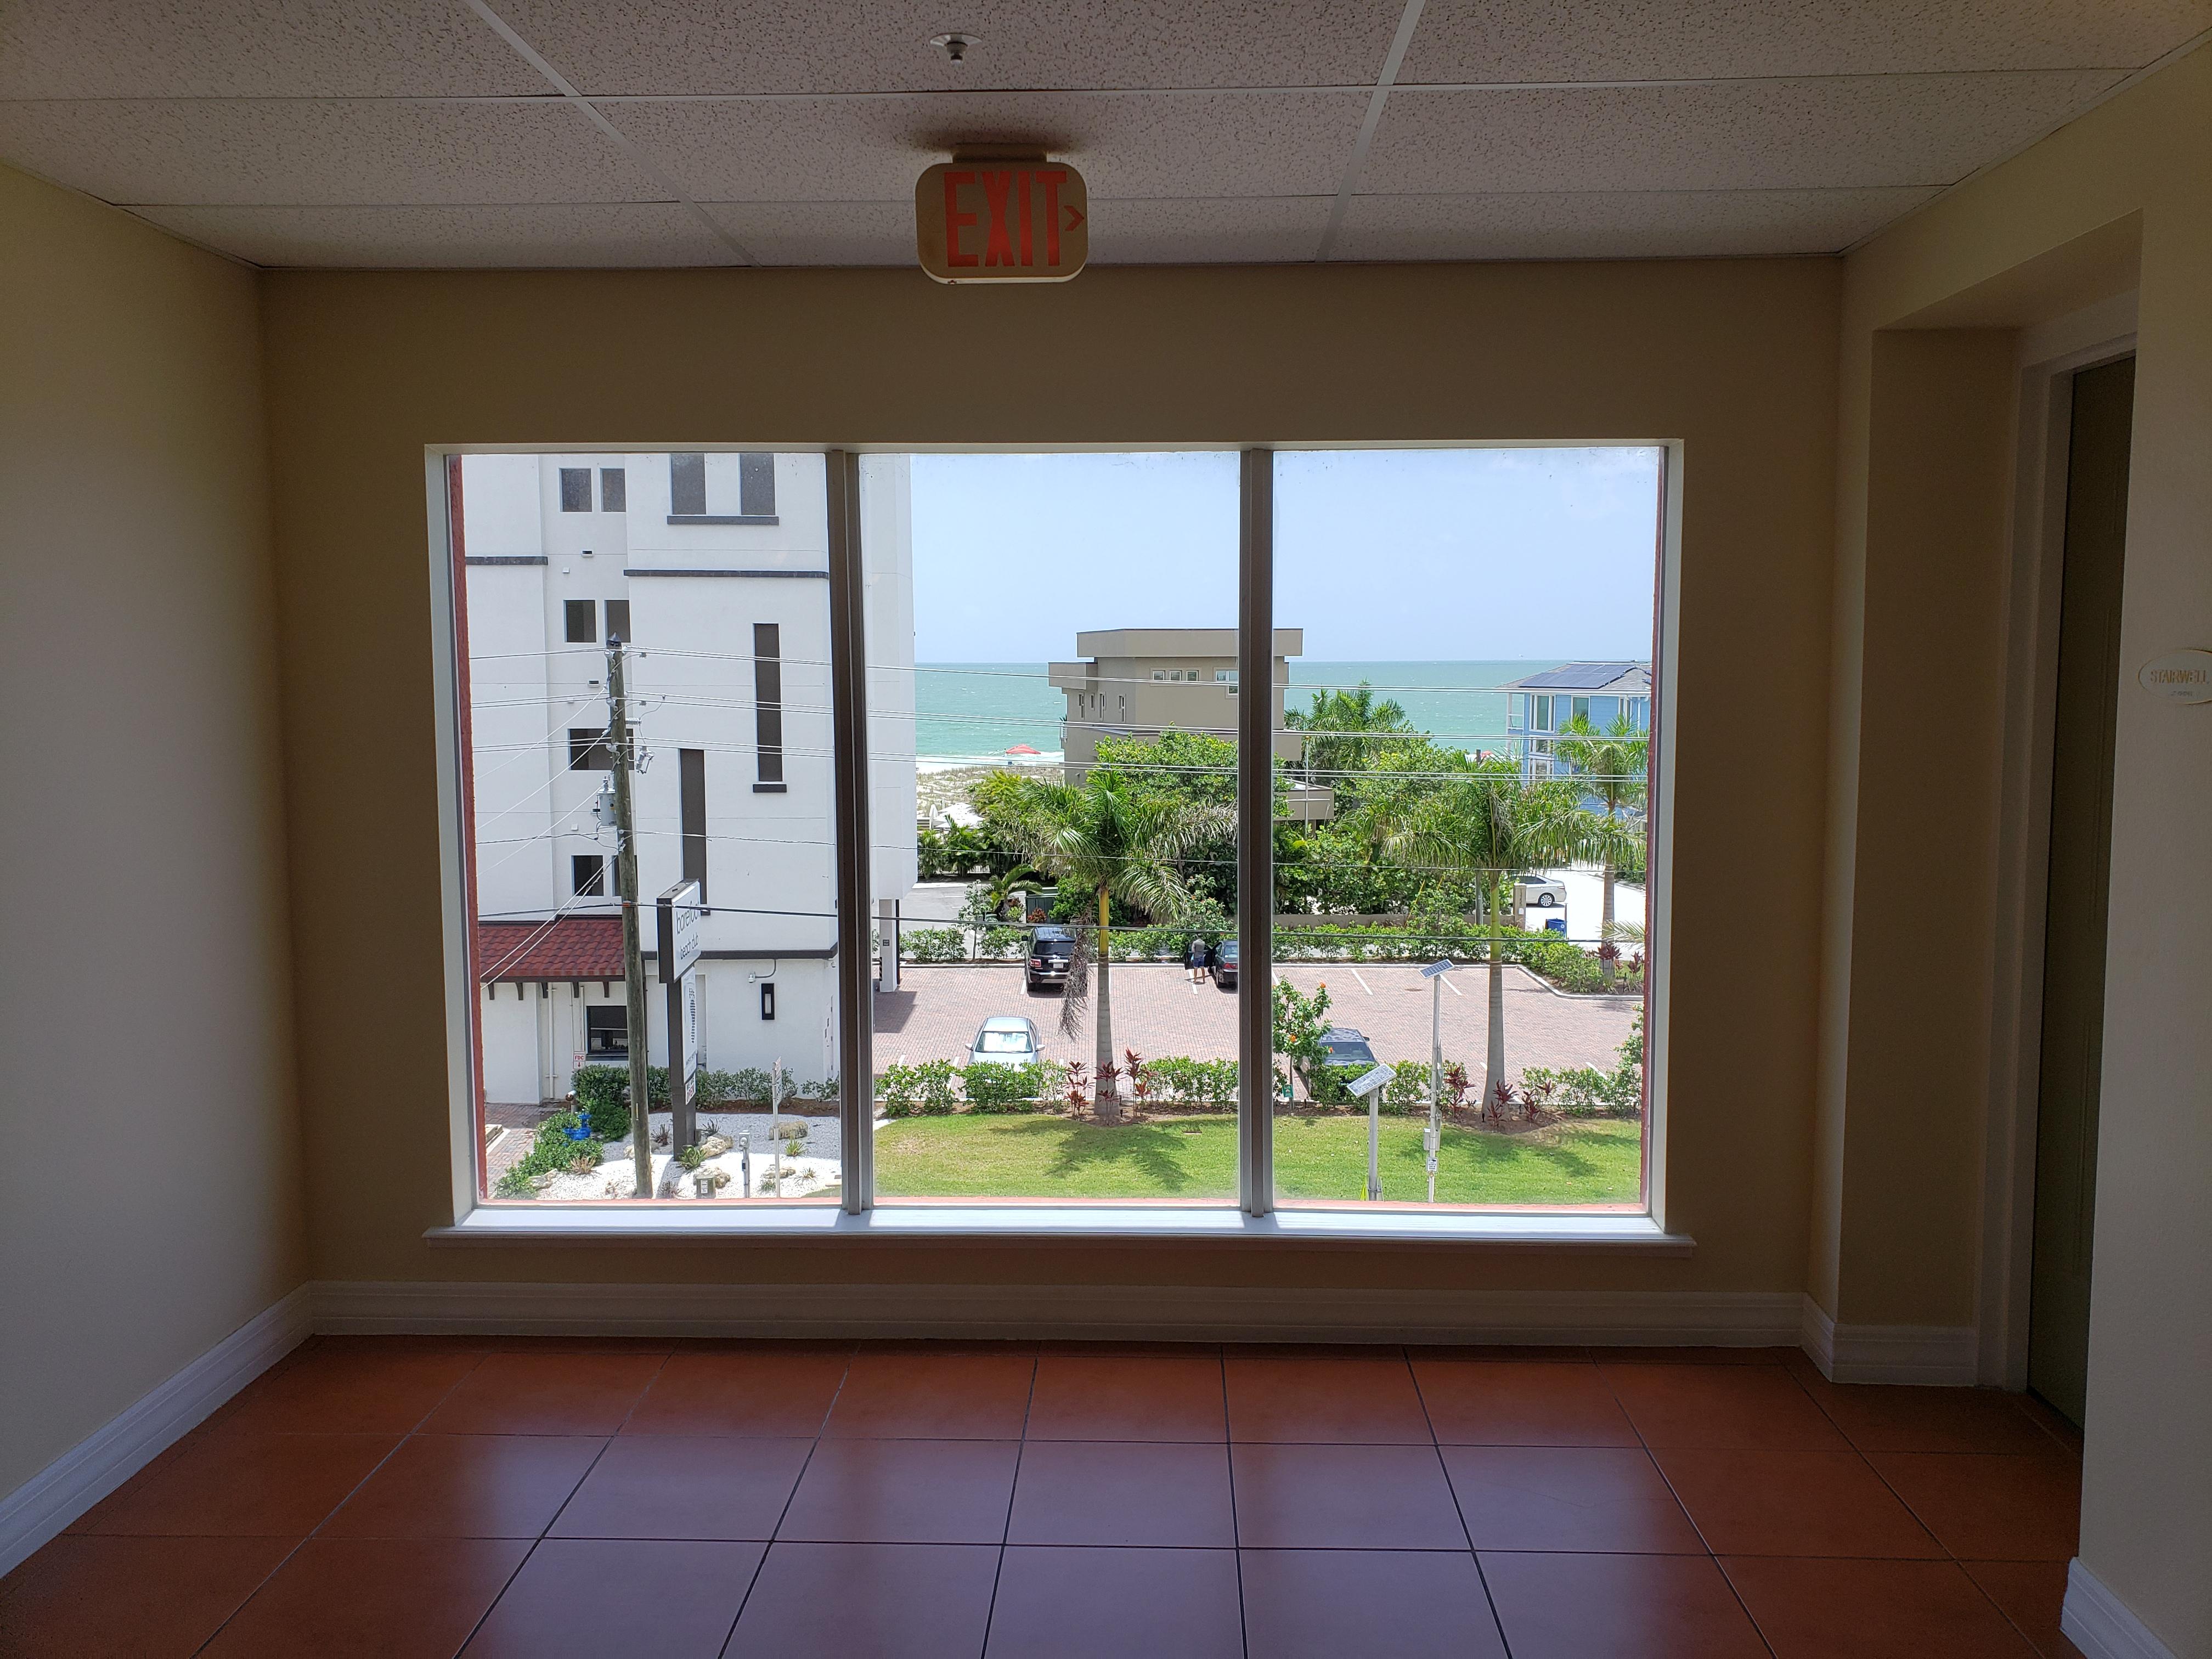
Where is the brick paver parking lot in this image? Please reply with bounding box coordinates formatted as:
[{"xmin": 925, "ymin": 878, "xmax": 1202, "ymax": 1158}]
[{"xmin": 874, "ymin": 961, "xmax": 1637, "ymax": 1076}]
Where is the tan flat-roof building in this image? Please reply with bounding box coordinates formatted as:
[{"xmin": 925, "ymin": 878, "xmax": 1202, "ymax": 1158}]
[{"xmin": 1049, "ymin": 628, "xmax": 1304, "ymax": 779}]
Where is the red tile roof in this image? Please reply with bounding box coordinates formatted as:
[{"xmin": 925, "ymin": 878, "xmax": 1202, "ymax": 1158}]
[{"xmin": 476, "ymin": 916, "xmax": 624, "ymax": 981}]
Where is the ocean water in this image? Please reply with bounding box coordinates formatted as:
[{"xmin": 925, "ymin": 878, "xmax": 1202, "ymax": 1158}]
[{"xmin": 913, "ymin": 660, "xmax": 1561, "ymax": 761}]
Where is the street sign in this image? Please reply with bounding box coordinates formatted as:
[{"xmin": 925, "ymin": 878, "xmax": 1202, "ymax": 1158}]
[
  {"xmin": 1350, "ymin": 1063, "xmax": 1395, "ymax": 1099},
  {"xmin": 916, "ymin": 161, "xmax": 1088, "ymax": 284},
  {"xmin": 680, "ymin": 968, "xmax": 699, "ymax": 1097},
  {"xmin": 657, "ymin": 879, "xmax": 702, "ymax": 979}
]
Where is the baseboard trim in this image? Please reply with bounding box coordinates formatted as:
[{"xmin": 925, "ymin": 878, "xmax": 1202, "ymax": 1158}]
[
  {"xmin": 2062, "ymin": 1559, "xmax": 2179, "ymax": 1659},
  {"xmin": 0, "ymin": 1286, "xmax": 312, "ymax": 1577},
  {"xmin": 313, "ymin": 1279, "xmax": 1805, "ymax": 1347},
  {"xmin": 1798, "ymin": 1296, "xmax": 1978, "ymax": 1385}
]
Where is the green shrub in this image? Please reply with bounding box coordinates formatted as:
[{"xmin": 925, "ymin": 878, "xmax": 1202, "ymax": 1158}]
[
  {"xmin": 876, "ymin": 1059, "xmax": 960, "ymax": 1116},
  {"xmin": 495, "ymin": 1110, "xmax": 605, "ymax": 1197},
  {"xmin": 1384, "ymin": 1059, "xmax": 1431, "ymax": 1114},
  {"xmin": 979, "ymin": 925, "xmax": 1029, "ymax": 959},
  {"xmin": 570, "ymin": 1063, "xmax": 673, "ymax": 1138},
  {"xmin": 800, "ymin": 1072, "xmax": 839, "ymax": 1101},
  {"xmin": 1139, "ymin": 1056, "xmax": 1237, "ymax": 1108},
  {"xmin": 962, "ymin": 1060, "xmax": 1051, "ymax": 1111},
  {"xmin": 900, "ymin": 927, "xmax": 969, "ymax": 963}
]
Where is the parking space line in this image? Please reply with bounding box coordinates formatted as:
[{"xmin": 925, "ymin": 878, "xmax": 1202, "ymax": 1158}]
[
  {"xmin": 1348, "ymin": 967, "xmax": 1373, "ymax": 995},
  {"xmin": 1441, "ymin": 974, "xmax": 1463, "ymax": 996}
]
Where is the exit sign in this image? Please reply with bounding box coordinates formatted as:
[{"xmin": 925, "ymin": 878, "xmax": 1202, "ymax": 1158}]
[{"xmin": 916, "ymin": 161, "xmax": 1088, "ymax": 284}]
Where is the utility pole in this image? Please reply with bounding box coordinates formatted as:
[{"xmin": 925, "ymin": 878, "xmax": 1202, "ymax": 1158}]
[{"xmin": 609, "ymin": 632, "xmax": 654, "ymax": 1200}]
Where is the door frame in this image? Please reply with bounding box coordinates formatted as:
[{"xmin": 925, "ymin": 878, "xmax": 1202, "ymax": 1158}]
[{"xmin": 1977, "ymin": 294, "xmax": 2136, "ymax": 1389}]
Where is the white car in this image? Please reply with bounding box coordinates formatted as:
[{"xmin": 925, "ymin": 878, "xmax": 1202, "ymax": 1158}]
[
  {"xmin": 1514, "ymin": 873, "xmax": 1568, "ymax": 909},
  {"xmin": 967, "ymin": 1015, "xmax": 1043, "ymax": 1068}
]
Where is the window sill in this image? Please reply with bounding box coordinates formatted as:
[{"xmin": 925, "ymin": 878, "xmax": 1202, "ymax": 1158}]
[
  {"xmin": 752, "ymin": 782, "xmax": 788, "ymax": 793},
  {"xmin": 428, "ymin": 1205, "xmax": 1689, "ymax": 1251},
  {"xmin": 665, "ymin": 514, "xmax": 780, "ymax": 526}
]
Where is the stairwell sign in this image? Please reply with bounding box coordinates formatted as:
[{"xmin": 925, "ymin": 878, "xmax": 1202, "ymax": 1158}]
[{"xmin": 916, "ymin": 161, "xmax": 1088, "ymax": 283}]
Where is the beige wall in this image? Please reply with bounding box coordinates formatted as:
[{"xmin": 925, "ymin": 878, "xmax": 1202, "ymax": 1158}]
[
  {"xmin": 1829, "ymin": 44, "xmax": 2212, "ymax": 1653},
  {"xmin": 0, "ymin": 167, "xmax": 304, "ymax": 1497},
  {"xmin": 258, "ymin": 257, "xmax": 1841, "ymax": 1299}
]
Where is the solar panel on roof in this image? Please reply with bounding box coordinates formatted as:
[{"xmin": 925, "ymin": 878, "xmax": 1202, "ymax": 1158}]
[{"xmin": 1519, "ymin": 663, "xmax": 1641, "ymax": 689}]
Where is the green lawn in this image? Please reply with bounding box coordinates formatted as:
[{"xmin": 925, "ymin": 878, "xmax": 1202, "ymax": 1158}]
[{"xmin": 873, "ymin": 1113, "xmax": 1641, "ymax": 1206}]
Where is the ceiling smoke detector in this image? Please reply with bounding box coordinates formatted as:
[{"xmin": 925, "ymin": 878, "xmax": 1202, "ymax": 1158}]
[{"xmin": 929, "ymin": 32, "xmax": 978, "ymax": 63}]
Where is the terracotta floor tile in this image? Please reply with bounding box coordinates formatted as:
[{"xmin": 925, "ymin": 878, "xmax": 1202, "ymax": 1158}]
[
  {"xmin": 724, "ymin": 1542, "xmax": 998, "ymax": 1658},
  {"xmin": 551, "ymin": 1435, "xmax": 811, "ymax": 1539},
  {"xmin": 1868, "ymin": 1453, "xmax": 2081, "ymax": 1561},
  {"xmin": 2016, "ymin": 1393, "xmax": 2086, "ymax": 1455},
  {"xmin": 304, "ymin": 1334, "xmax": 501, "ymax": 1356},
  {"xmin": 620, "ymin": 1350, "xmax": 850, "ymax": 1437},
  {"xmin": 1007, "ymin": 1440, "xmax": 1235, "ymax": 1546},
  {"xmin": 1601, "ymin": 1363, "xmax": 1849, "ymax": 1450},
  {"xmin": 1225, "ymin": 1355, "xmax": 1434, "ymax": 1443},
  {"xmin": 478, "ymin": 1335, "xmax": 677, "ymax": 1353},
  {"xmin": 1032, "ymin": 1339, "xmax": 1223, "ymax": 1358},
  {"xmin": 1962, "ymin": 1560, "xmax": 2085, "ymax": 1658},
  {"xmin": 460, "ymin": 1537, "xmax": 762, "ymax": 1658},
  {"xmin": 1596, "ymin": 1345, "xmax": 1792, "ymax": 1365},
  {"xmin": 221, "ymin": 1348, "xmax": 484, "ymax": 1435},
  {"xmin": 822, "ymin": 1351, "xmax": 1035, "ymax": 1438},
  {"xmin": 1413, "ymin": 1344, "xmax": 1595, "ymax": 1362},
  {"xmin": 0, "ymin": 1534, "xmax": 296, "ymax": 1659},
  {"xmin": 420, "ymin": 1352, "xmax": 666, "ymax": 1435},
  {"xmin": 1797, "ymin": 1381, "xmax": 2057, "ymax": 1455},
  {"xmin": 986, "ymin": 1545, "xmax": 1243, "ymax": 1659},
  {"xmin": 1444, "ymin": 1444, "xmax": 1706, "ymax": 1553},
  {"xmin": 1481, "ymin": 1550, "xmax": 1769, "ymax": 1658},
  {"xmin": 321, "ymin": 1434, "xmax": 603, "ymax": 1538},
  {"xmin": 69, "ymin": 1429, "xmax": 397, "ymax": 1537},
  {"xmin": 1240, "ymin": 1548, "xmax": 1506, "ymax": 1658},
  {"xmin": 778, "ymin": 1437, "xmax": 1019, "ymax": 1543},
  {"xmin": 1414, "ymin": 1358, "xmax": 1640, "ymax": 1446},
  {"xmin": 1024, "ymin": 1354, "xmax": 1227, "ymax": 1441},
  {"xmin": 1655, "ymin": 1448, "xmax": 1943, "ymax": 1558},
  {"xmin": 1232, "ymin": 1443, "xmax": 1467, "ymax": 1549},
  {"xmin": 1724, "ymin": 1556, "xmax": 2040, "ymax": 1657},
  {"xmin": 200, "ymin": 1536, "xmax": 529, "ymax": 1657}
]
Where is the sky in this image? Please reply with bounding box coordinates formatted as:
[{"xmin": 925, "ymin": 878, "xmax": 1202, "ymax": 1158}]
[{"xmin": 909, "ymin": 448, "xmax": 1663, "ymax": 662}]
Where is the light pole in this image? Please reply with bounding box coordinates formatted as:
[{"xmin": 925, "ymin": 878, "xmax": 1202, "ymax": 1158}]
[{"xmin": 1420, "ymin": 958, "xmax": 1452, "ymax": 1203}]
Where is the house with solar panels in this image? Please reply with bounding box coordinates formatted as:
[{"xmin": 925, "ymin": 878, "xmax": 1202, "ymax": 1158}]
[{"xmin": 1504, "ymin": 663, "xmax": 1652, "ymax": 778}]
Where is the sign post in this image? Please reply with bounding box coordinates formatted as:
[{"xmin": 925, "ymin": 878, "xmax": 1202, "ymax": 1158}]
[
  {"xmin": 916, "ymin": 159, "xmax": 1088, "ymax": 284},
  {"xmin": 657, "ymin": 879, "xmax": 703, "ymax": 1150},
  {"xmin": 1420, "ymin": 960, "xmax": 1452, "ymax": 1204}
]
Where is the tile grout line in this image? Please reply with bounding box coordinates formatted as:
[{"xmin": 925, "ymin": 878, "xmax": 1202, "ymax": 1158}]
[
  {"xmin": 956, "ymin": 1353, "xmax": 1041, "ymax": 1658},
  {"xmin": 714, "ymin": 1341, "xmax": 860, "ymax": 1658},
  {"xmin": 1219, "ymin": 1350, "xmax": 1248, "ymax": 1659},
  {"xmin": 1593, "ymin": 1355, "xmax": 1781, "ymax": 1658},
  {"xmin": 187, "ymin": 1344, "xmax": 500, "ymax": 1657},
  {"xmin": 1403, "ymin": 1344, "xmax": 1517, "ymax": 1658}
]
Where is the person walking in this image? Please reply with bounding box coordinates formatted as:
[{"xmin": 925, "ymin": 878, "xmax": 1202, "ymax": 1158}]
[{"xmin": 1187, "ymin": 933, "xmax": 1210, "ymax": 985}]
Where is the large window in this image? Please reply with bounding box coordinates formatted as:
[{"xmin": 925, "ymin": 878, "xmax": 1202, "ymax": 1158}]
[{"xmin": 444, "ymin": 446, "xmax": 1668, "ymax": 1225}]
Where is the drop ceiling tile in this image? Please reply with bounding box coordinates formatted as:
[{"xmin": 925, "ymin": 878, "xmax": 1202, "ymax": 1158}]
[
  {"xmin": 1088, "ymin": 195, "xmax": 1333, "ymax": 262},
  {"xmin": 1333, "ymin": 186, "xmax": 1942, "ymax": 259},
  {"xmin": 497, "ymin": 0, "xmax": 1407, "ymax": 95},
  {"xmin": 606, "ymin": 90, "xmax": 1369, "ymax": 201},
  {"xmin": 1362, "ymin": 72, "xmax": 2126, "ymax": 195},
  {"xmin": 1401, "ymin": 0, "xmax": 2212, "ymax": 83},
  {"xmin": 0, "ymin": 0, "xmax": 544, "ymax": 99},
  {"xmin": 128, "ymin": 202, "xmax": 739, "ymax": 267},
  {"xmin": 701, "ymin": 200, "xmax": 911, "ymax": 264},
  {"xmin": 0, "ymin": 98, "xmax": 664, "ymax": 205}
]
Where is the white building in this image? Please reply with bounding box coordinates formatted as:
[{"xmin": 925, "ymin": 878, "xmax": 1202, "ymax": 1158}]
[{"xmin": 461, "ymin": 453, "xmax": 916, "ymax": 1106}]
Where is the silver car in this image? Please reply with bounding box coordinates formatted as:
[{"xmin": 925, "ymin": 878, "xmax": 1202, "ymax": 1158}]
[{"xmin": 967, "ymin": 1015, "xmax": 1043, "ymax": 1068}]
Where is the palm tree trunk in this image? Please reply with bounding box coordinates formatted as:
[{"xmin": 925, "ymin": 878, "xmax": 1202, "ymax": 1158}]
[
  {"xmin": 1599, "ymin": 861, "xmax": 1617, "ymax": 986},
  {"xmin": 1484, "ymin": 873, "xmax": 1506, "ymax": 1115},
  {"xmin": 1094, "ymin": 887, "xmax": 1118, "ymax": 1124}
]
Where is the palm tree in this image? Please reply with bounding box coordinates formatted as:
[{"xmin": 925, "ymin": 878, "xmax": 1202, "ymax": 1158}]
[
  {"xmin": 1550, "ymin": 714, "xmax": 1650, "ymax": 986},
  {"xmin": 1285, "ymin": 682, "xmax": 1412, "ymax": 783},
  {"xmin": 1383, "ymin": 758, "xmax": 1583, "ymax": 1110},
  {"xmin": 985, "ymin": 774, "xmax": 1228, "ymax": 1123}
]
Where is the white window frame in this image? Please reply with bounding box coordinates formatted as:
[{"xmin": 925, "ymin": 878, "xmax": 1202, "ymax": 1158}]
[{"xmin": 425, "ymin": 443, "xmax": 1684, "ymax": 1247}]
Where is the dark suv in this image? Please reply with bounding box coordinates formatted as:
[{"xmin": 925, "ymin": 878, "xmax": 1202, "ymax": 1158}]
[
  {"xmin": 1214, "ymin": 938, "xmax": 1239, "ymax": 990},
  {"xmin": 1026, "ymin": 925, "xmax": 1078, "ymax": 994}
]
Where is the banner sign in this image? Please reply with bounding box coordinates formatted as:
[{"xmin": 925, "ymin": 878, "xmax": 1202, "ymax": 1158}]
[
  {"xmin": 916, "ymin": 161, "xmax": 1088, "ymax": 284},
  {"xmin": 657, "ymin": 879, "xmax": 702, "ymax": 979}
]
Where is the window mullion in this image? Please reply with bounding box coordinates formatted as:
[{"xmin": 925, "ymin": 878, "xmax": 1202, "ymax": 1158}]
[
  {"xmin": 1237, "ymin": 449, "xmax": 1275, "ymax": 1216},
  {"xmin": 825, "ymin": 449, "xmax": 876, "ymax": 1214}
]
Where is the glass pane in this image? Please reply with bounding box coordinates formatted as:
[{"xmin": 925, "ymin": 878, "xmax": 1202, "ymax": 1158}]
[
  {"xmin": 863, "ymin": 452, "xmax": 1242, "ymax": 1205},
  {"xmin": 458, "ymin": 452, "xmax": 843, "ymax": 1205},
  {"xmin": 1270, "ymin": 448, "xmax": 1661, "ymax": 1211}
]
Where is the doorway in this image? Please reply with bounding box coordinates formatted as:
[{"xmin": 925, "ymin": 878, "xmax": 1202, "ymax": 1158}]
[{"xmin": 2025, "ymin": 353, "xmax": 2134, "ymax": 1427}]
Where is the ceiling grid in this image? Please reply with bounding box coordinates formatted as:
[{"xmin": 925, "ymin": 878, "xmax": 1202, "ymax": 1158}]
[{"xmin": 0, "ymin": 0, "xmax": 2203, "ymax": 268}]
